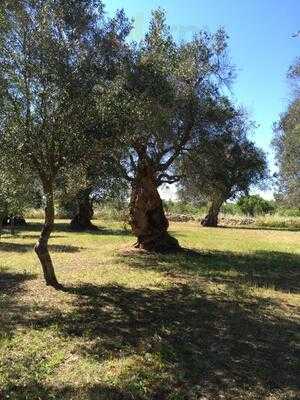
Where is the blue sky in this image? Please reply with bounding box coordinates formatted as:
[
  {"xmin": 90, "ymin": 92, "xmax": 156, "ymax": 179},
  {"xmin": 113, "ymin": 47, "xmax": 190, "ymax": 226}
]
[{"xmin": 106, "ymin": 1, "xmax": 300, "ymax": 199}]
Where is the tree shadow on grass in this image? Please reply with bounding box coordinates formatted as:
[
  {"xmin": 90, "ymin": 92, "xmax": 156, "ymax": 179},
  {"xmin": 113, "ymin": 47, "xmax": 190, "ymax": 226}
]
[
  {"xmin": 0, "ymin": 382, "xmax": 144, "ymax": 400},
  {"xmin": 0, "ymin": 268, "xmax": 37, "ymax": 338},
  {"xmin": 0, "ymin": 242, "xmax": 83, "ymax": 253},
  {"xmin": 1, "ymin": 247, "xmax": 299, "ymax": 399},
  {"xmin": 1, "ymin": 279, "xmax": 297, "ymax": 399},
  {"xmin": 118, "ymin": 248, "xmax": 300, "ymax": 293},
  {"xmin": 14, "ymin": 222, "xmax": 132, "ymax": 237},
  {"xmin": 0, "ymin": 268, "xmax": 37, "ymax": 292},
  {"xmin": 96, "ymin": 228, "xmax": 133, "ymax": 236}
]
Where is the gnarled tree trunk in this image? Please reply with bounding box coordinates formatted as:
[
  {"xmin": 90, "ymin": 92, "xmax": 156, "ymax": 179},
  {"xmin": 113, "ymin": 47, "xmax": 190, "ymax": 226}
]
[
  {"xmin": 35, "ymin": 185, "xmax": 61, "ymax": 289},
  {"xmin": 129, "ymin": 162, "xmax": 180, "ymax": 252},
  {"xmin": 201, "ymin": 198, "xmax": 223, "ymax": 227},
  {"xmin": 70, "ymin": 189, "xmax": 98, "ymax": 231}
]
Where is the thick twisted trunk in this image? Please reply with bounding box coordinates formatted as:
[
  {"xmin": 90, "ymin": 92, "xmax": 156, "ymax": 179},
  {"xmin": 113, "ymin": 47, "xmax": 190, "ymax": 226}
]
[
  {"xmin": 129, "ymin": 163, "xmax": 180, "ymax": 252},
  {"xmin": 70, "ymin": 189, "xmax": 98, "ymax": 231},
  {"xmin": 35, "ymin": 185, "xmax": 61, "ymax": 289},
  {"xmin": 201, "ymin": 198, "xmax": 223, "ymax": 227}
]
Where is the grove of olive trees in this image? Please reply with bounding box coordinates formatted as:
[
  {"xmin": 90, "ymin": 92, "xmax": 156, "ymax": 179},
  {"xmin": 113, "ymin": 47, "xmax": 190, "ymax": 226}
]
[{"xmin": 0, "ymin": 1, "xmax": 279, "ymax": 287}]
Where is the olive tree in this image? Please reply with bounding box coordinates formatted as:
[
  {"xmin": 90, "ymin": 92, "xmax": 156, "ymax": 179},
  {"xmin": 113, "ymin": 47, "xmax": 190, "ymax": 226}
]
[
  {"xmin": 273, "ymin": 59, "xmax": 300, "ymax": 207},
  {"xmin": 97, "ymin": 9, "xmax": 233, "ymax": 251},
  {"xmin": 177, "ymin": 104, "xmax": 268, "ymax": 226},
  {"xmin": 0, "ymin": 0, "xmax": 130, "ymax": 287},
  {"xmin": 56, "ymin": 153, "xmax": 129, "ymax": 231}
]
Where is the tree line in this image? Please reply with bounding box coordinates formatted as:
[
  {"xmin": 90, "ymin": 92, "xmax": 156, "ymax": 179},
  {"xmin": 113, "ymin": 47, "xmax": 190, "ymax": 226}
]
[{"xmin": 0, "ymin": 1, "xmax": 296, "ymax": 289}]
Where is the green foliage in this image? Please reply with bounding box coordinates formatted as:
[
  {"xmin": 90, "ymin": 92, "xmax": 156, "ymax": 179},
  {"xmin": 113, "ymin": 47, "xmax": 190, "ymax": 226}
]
[
  {"xmin": 237, "ymin": 195, "xmax": 275, "ymax": 216},
  {"xmin": 95, "ymin": 8, "xmax": 233, "ymax": 184},
  {"xmin": 56, "ymin": 154, "xmax": 129, "ymax": 218},
  {"xmin": 221, "ymin": 202, "xmax": 241, "ymax": 215},
  {"xmin": 163, "ymin": 200, "xmax": 206, "ymax": 216},
  {"xmin": 275, "ymin": 207, "xmax": 300, "ymax": 217},
  {"xmin": 0, "ymin": 158, "xmax": 42, "ymax": 220},
  {"xmin": 273, "ymin": 58, "xmax": 300, "ymax": 207},
  {"xmin": 0, "ymin": 0, "xmax": 131, "ymax": 197},
  {"xmin": 177, "ymin": 103, "xmax": 268, "ymax": 208}
]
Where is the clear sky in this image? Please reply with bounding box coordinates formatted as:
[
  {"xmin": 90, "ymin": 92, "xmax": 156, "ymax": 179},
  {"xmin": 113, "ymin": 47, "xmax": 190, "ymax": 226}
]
[{"xmin": 106, "ymin": 0, "xmax": 300, "ymax": 200}]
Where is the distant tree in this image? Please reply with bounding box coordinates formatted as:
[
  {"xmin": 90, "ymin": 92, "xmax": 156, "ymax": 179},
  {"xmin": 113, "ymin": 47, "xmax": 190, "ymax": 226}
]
[
  {"xmin": 0, "ymin": 1, "xmax": 131, "ymax": 287},
  {"xmin": 177, "ymin": 104, "xmax": 268, "ymax": 226},
  {"xmin": 57, "ymin": 153, "xmax": 129, "ymax": 231},
  {"xmin": 237, "ymin": 195, "xmax": 275, "ymax": 217},
  {"xmin": 273, "ymin": 59, "xmax": 300, "ymax": 207},
  {"xmin": 97, "ymin": 9, "xmax": 233, "ymax": 250},
  {"xmin": 0, "ymin": 156, "xmax": 42, "ymax": 233}
]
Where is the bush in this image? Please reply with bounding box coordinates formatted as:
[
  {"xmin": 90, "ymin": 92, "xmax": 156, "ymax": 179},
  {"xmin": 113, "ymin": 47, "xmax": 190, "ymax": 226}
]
[
  {"xmin": 163, "ymin": 200, "xmax": 206, "ymax": 217},
  {"xmin": 276, "ymin": 207, "xmax": 300, "ymax": 217},
  {"xmin": 237, "ymin": 195, "xmax": 275, "ymax": 216},
  {"xmin": 255, "ymin": 215, "xmax": 300, "ymax": 229},
  {"xmin": 221, "ymin": 203, "xmax": 241, "ymax": 215}
]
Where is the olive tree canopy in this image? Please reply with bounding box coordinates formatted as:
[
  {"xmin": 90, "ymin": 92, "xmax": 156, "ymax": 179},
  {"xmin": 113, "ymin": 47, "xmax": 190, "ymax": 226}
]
[
  {"xmin": 273, "ymin": 58, "xmax": 300, "ymax": 208},
  {"xmin": 177, "ymin": 103, "xmax": 268, "ymax": 226},
  {"xmin": 0, "ymin": 0, "xmax": 131, "ymax": 287},
  {"xmin": 96, "ymin": 9, "xmax": 234, "ymax": 250}
]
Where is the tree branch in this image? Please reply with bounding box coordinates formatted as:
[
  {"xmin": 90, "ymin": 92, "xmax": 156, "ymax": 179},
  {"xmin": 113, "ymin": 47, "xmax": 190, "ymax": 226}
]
[{"xmin": 157, "ymin": 173, "xmax": 182, "ymax": 186}]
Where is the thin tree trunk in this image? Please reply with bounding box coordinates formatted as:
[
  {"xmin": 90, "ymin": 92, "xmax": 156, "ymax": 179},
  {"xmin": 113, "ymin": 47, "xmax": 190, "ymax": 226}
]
[
  {"xmin": 70, "ymin": 189, "xmax": 98, "ymax": 231},
  {"xmin": 0, "ymin": 213, "xmax": 3, "ymax": 238},
  {"xmin": 1, "ymin": 203, "xmax": 8, "ymax": 226},
  {"xmin": 34, "ymin": 184, "xmax": 61, "ymax": 289},
  {"xmin": 10, "ymin": 215, "xmax": 15, "ymax": 235},
  {"xmin": 129, "ymin": 162, "xmax": 180, "ymax": 252},
  {"xmin": 201, "ymin": 198, "xmax": 223, "ymax": 227}
]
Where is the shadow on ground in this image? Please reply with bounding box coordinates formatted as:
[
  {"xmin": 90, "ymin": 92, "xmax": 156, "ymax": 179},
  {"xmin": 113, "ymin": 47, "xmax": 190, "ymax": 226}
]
[
  {"xmin": 0, "ymin": 383, "xmax": 144, "ymax": 400},
  {"xmin": 7, "ymin": 222, "xmax": 132, "ymax": 237},
  {"xmin": 0, "ymin": 268, "xmax": 37, "ymax": 338},
  {"xmin": 0, "ymin": 268, "xmax": 37, "ymax": 292},
  {"xmin": 0, "ymin": 242, "xmax": 82, "ymax": 253},
  {"xmin": 0, "ymin": 266, "xmax": 299, "ymax": 399},
  {"xmin": 118, "ymin": 248, "xmax": 300, "ymax": 293}
]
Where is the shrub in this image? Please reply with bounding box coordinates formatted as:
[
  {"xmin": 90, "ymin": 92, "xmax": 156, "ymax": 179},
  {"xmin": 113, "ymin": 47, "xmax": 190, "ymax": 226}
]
[{"xmin": 237, "ymin": 195, "xmax": 275, "ymax": 216}]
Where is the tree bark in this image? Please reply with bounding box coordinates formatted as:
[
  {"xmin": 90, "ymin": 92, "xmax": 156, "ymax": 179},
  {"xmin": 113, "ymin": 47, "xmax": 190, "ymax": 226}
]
[
  {"xmin": 10, "ymin": 215, "xmax": 15, "ymax": 235},
  {"xmin": 1, "ymin": 215, "xmax": 9, "ymax": 226},
  {"xmin": 34, "ymin": 184, "xmax": 61, "ymax": 289},
  {"xmin": 201, "ymin": 198, "xmax": 223, "ymax": 227},
  {"xmin": 70, "ymin": 189, "xmax": 98, "ymax": 231},
  {"xmin": 129, "ymin": 162, "xmax": 180, "ymax": 252}
]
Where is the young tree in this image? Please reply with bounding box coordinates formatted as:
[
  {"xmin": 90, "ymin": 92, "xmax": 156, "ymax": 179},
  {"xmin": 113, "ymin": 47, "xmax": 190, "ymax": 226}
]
[
  {"xmin": 0, "ymin": 1, "xmax": 131, "ymax": 287},
  {"xmin": 177, "ymin": 104, "xmax": 268, "ymax": 226},
  {"xmin": 97, "ymin": 9, "xmax": 233, "ymax": 251}
]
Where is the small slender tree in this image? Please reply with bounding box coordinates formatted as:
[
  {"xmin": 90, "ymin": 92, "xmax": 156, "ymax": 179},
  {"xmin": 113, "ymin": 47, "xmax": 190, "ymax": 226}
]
[{"xmin": 177, "ymin": 104, "xmax": 268, "ymax": 226}]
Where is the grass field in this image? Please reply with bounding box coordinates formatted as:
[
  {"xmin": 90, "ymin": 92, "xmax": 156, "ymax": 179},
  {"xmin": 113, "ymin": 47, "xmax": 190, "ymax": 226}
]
[{"xmin": 0, "ymin": 220, "xmax": 299, "ymax": 400}]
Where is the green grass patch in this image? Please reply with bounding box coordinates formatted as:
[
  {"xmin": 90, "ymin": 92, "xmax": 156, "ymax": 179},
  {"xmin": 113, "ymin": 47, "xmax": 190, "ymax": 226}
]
[{"xmin": 0, "ymin": 220, "xmax": 299, "ymax": 399}]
